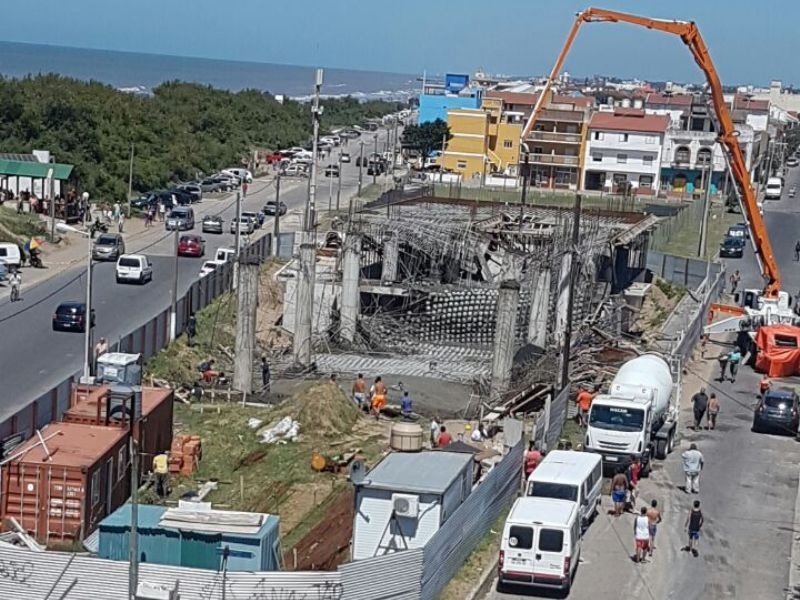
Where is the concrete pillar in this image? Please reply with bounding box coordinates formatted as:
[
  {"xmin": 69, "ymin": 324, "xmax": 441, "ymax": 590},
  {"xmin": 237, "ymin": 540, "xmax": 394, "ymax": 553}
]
[
  {"xmin": 490, "ymin": 279, "xmax": 521, "ymax": 399},
  {"xmin": 341, "ymin": 234, "xmax": 361, "ymax": 343},
  {"xmin": 382, "ymin": 232, "xmax": 399, "ymax": 283},
  {"xmin": 293, "ymin": 236, "xmax": 316, "ymax": 365},
  {"xmin": 527, "ymin": 267, "xmax": 551, "ymax": 348},
  {"xmin": 234, "ymin": 257, "xmax": 260, "ymax": 394},
  {"xmin": 554, "ymin": 252, "xmax": 571, "ymax": 346}
]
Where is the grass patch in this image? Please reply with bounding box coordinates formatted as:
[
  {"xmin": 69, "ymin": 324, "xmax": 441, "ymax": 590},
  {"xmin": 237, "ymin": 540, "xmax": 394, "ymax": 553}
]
[
  {"xmin": 355, "ymin": 183, "xmax": 383, "ymax": 202},
  {"xmin": 652, "ymin": 202, "xmax": 739, "ymax": 259},
  {"xmin": 438, "ymin": 509, "xmax": 509, "ymax": 600},
  {"xmin": 654, "ymin": 278, "xmax": 684, "ymax": 300},
  {"xmin": 0, "ymin": 206, "xmax": 46, "ymax": 243}
]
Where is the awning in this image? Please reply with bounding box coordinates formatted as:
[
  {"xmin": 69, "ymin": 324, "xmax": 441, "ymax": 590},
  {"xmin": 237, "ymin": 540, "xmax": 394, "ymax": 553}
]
[{"xmin": 0, "ymin": 159, "xmax": 73, "ymax": 180}]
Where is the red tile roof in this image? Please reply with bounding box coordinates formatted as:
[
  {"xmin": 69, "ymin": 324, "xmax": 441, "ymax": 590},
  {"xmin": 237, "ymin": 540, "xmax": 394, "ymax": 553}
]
[
  {"xmin": 588, "ymin": 111, "xmax": 670, "ymax": 133},
  {"xmin": 733, "ymin": 93, "xmax": 769, "ymax": 112},
  {"xmin": 485, "ymin": 90, "xmax": 593, "ymax": 109},
  {"xmin": 645, "ymin": 93, "xmax": 693, "ymax": 107}
]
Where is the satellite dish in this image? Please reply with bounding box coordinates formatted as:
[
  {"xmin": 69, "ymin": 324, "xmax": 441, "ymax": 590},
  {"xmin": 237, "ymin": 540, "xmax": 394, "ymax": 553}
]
[{"xmin": 350, "ymin": 460, "xmax": 366, "ymax": 485}]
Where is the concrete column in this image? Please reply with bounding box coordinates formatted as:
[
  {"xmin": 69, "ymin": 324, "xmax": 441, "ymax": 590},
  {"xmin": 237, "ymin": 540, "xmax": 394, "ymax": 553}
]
[
  {"xmin": 554, "ymin": 252, "xmax": 571, "ymax": 346},
  {"xmin": 234, "ymin": 257, "xmax": 260, "ymax": 394},
  {"xmin": 382, "ymin": 232, "xmax": 399, "ymax": 283},
  {"xmin": 293, "ymin": 236, "xmax": 316, "ymax": 365},
  {"xmin": 490, "ymin": 279, "xmax": 521, "ymax": 399},
  {"xmin": 341, "ymin": 233, "xmax": 361, "ymax": 343},
  {"xmin": 527, "ymin": 267, "xmax": 551, "ymax": 348}
]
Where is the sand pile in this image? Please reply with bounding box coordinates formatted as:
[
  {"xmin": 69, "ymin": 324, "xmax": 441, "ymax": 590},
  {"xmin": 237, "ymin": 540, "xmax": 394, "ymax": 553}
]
[{"xmin": 290, "ymin": 381, "xmax": 361, "ymax": 439}]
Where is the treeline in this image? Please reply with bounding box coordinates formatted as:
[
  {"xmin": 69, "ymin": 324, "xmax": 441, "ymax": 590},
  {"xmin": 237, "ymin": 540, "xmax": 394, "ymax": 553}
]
[{"xmin": 0, "ymin": 74, "xmax": 402, "ymax": 199}]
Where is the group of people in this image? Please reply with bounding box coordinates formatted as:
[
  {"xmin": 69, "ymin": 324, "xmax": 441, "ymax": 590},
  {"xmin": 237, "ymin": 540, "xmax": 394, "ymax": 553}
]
[
  {"xmin": 690, "ymin": 387, "xmax": 721, "ymax": 430},
  {"xmin": 718, "ymin": 347, "xmax": 742, "ymax": 383},
  {"xmin": 351, "ymin": 373, "xmax": 393, "ymax": 420}
]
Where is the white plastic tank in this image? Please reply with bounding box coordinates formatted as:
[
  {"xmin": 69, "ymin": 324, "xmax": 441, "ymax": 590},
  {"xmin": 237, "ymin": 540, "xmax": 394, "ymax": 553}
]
[
  {"xmin": 609, "ymin": 354, "xmax": 673, "ymax": 415},
  {"xmin": 390, "ymin": 422, "xmax": 423, "ymax": 451}
]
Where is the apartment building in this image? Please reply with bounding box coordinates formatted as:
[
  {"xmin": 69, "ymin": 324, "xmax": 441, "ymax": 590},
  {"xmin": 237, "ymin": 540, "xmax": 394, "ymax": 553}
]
[
  {"xmin": 418, "ymin": 73, "xmax": 482, "ymax": 124},
  {"xmin": 582, "ymin": 109, "xmax": 670, "ymax": 194},
  {"xmin": 485, "ymin": 91, "xmax": 593, "ymax": 190}
]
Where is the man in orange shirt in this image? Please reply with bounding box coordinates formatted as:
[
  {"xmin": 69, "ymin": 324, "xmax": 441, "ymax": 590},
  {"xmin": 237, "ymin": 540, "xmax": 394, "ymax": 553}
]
[{"xmin": 576, "ymin": 386, "xmax": 595, "ymax": 427}]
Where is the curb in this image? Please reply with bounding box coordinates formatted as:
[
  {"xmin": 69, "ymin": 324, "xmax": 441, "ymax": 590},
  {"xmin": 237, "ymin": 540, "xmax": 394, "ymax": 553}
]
[{"xmin": 465, "ymin": 556, "xmax": 498, "ymax": 600}]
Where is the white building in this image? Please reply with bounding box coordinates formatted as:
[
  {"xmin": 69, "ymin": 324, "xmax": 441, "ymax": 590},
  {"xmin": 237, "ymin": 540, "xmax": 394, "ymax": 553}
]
[
  {"xmin": 351, "ymin": 451, "xmax": 473, "ymax": 560},
  {"xmin": 582, "ymin": 110, "xmax": 670, "ymax": 194}
]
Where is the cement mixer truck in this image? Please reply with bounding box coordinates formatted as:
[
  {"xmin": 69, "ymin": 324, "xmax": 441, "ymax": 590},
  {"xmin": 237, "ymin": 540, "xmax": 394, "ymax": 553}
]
[{"xmin": 585, "ymin": 354, "xmax": 679, "ymax": 476}]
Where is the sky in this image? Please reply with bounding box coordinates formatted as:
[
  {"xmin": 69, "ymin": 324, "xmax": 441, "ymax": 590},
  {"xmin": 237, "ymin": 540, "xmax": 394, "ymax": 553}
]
[{"xmin": 2, "ymin": 0, "xmax": 797, "ymax": 86}]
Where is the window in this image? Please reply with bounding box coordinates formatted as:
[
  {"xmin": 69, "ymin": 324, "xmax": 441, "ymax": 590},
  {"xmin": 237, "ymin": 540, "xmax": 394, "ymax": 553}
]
[
  {"xmin": 643, "ymin": 155, "xmax": 654, "ymax": 166},
  {"xmin": 117, "ymin": 445, "xmax": 127, "ymax": 482},
  {"xmin": 645, "ymin": 136, "xmax": 656, "ymax": 144},
  {"xmin": 617, "ymin": 154, "xmax": 628, "ymax": 164},
  {"xmin": 539, "ymin": 529, "xmax": 564, "ymax": 552},
  {"xmin": 91, "ymin": 471, "xmax": 100, "ymax": 506},
  {"xmin": 503, "ymin": 139, "xmax": 513, "ymax": 149},
  {"xmin": 619, "ymin": 133, "xmax": 629, "ymax": 142},
  {"xmin": 529, "ymin": 482, "xmax": 579, "ymax": 502},
  {"xmin": 592, "ymin": 153, "xmax": 602, "ymax": 162},
  {"xmin": 675, "ymin": 146, "xmax": 691, "ymax": 164},
  {"xmin": 456, "ymin": 160, "xmax": 467, "ymax": 169},
  {"xmin": 640, "ymin": 175, "xmax": 654, "ymax": 188},
  {"xmin": 508, "ymin": 526, "xmax": 533, "ymax": 549},
  {"xmin": 593, "ymin": 131, "xmax": 604, "ymax": 141},
  {"xmin": 697, "ymin": 147, "xmax": 712, "ymax": 165}
]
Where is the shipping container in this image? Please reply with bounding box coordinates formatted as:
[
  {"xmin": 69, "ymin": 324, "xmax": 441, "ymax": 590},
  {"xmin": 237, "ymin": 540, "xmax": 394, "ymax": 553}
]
[{"xmin": 0, "ymin": 422, "xmax": 130, "ymax": 543}]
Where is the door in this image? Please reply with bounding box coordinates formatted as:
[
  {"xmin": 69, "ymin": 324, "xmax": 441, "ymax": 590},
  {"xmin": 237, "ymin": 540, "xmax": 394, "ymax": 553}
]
[
  {"xmin": 105, "ymin": 458, "xmax": 114, "ymax": 515},
  {"xmin": 504, "ymin": 525, "xmax": 535, "ymax": 576},
  {"xmin": 534, "ymin": 527, "xmax": 566, "ymax": 583}
]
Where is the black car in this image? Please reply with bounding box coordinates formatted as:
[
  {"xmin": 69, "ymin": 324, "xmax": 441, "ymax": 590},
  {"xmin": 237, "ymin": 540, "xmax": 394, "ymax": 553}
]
[
  {"xmin": 177, "ymin": 184, "xmax": 203, "ymax": 203},
  {"xmin": 131, "ymin": 194, "xmax": 153, "ymax": 210},
  {"xmin": 53, "ymin": 301, "xmax": 95, "ymax": 333},
  {"xmin": 719, "ymin": 236, "xmax": 745, "ymax": 258},
  {"xmin": 753, "ymin": 387, "xmax": 799, "ymax": 435},
  {"xmin": 201, "ymin": 215, "xmax": 224, "ymax": 234},
  {"xmin": 367, "ymin": 161, "xmax": 385, "ymax": 176},
  {"xmin": 263, "ymin": 201, "xmax": 288, "ymax": 216},
  {"xmin": 169, "ymin": 188, "xmax": 194, "ymax": 206},
  {"xmin": 324, "ymin": 164, "xmax": 340, "ymax": 177}
]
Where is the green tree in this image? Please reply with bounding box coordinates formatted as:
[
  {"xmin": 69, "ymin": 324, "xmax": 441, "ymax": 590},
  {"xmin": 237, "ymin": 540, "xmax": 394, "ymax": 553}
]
[{"xmin": 401, "ymin": 119, "xmax": 451, "ymax": 161}]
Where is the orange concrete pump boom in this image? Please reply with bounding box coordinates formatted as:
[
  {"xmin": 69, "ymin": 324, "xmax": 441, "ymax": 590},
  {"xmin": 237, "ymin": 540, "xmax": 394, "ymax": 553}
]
[{"xmin": 523, "ymin": 7, "xmax": 780, "ymax": 296}]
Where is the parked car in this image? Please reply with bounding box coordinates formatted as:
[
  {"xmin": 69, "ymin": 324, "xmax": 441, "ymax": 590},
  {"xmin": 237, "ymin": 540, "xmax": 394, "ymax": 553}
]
[
  {"xmin": 340, "ymin": 152, "xmax": 351, "ymax": 163},
  {"xmin": 263, "ymin": 201, "xmax": 288, "ymax": 216},
  {"xmin": 282, "ymin": 164, "xmax": 308, "ymax": 177},
  {"xmin": 115, "ymin": 254, "xmax": 153, "ymax": 284},
  {"xmin": 177, "ymin": 184, "xmax": 203, "ymax": 202},
  {"xmin": 201, "ymin": 214, "xmax": 224, "ymax": 234},
  {"xmin": 788, "ymin": 157, "xmax": 799, "ymax": 168},
  {"xmin": 224, "ymin": 168, "xmax": 253, "ymax": 183},
  {"xmin": 169, "ymin": 188, "xmax": 194, "ymax": 206},
  {"xmin": 367, "ymin": 162, "xmax": 385, "ymax": 176},
  {"xmin": 325, "ymin": 164, "xmax": 340, "ymax": 178},
  {"xmin": 753, "ymin": 387, "xmax": 800, "ymax": 435},
  {"xmin": 726, "ymin": 223, "xmax": 749, "ymax": 240},
  {"xmin": 199, "ymin": 260, "xmax": 222, "ymax": 278},
  {"xmin": 52, "ymin": 301, "xmax": 95, "ymax": 333},
  {"xmin": 131, "ymin": 194, "xmax": 154, "ymax": 210},
  {"xmin": 0, "ymin": 243, "xmax": 22, "ymax": 268},
  {"xmin": 0, "ymin": 260, "xmax": 7, "ymax": 282},
  {"xmin": 719, "ymin": 236, "xmax": 745, "ymax": 258},
  {"xmin": 92, "ymin": 233, "xmax": 126, "ymax": 262},
  {"xmin": 177, "ymin": 234, "xmax": 206, "ymax": 257},
  {"xmin": 230, "ymin": 217, "xmax": 255, "ymax": 235},
  {"xmin": 241, "ymin": 211, "xmax": 264, "ymax": 228},
  {"xmin": 166, "ymin": 206, "xmax": 195, "ymax": 231},
  {"xmin": 200, "ymin": 178, "xmax": 225, "ymax": 193}
]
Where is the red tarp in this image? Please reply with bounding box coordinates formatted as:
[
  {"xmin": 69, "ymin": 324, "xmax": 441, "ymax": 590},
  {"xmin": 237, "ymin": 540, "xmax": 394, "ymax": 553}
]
[{"xmin": 755, "ymin": 324, "xmax": 800, "ymax": 377}]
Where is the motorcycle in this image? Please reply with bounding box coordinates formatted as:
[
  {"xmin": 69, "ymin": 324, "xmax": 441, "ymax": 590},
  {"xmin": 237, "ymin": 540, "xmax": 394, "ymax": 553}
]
[{"xmin": 29, "ymin": 251, "xmax": 43, "ymax": 269}]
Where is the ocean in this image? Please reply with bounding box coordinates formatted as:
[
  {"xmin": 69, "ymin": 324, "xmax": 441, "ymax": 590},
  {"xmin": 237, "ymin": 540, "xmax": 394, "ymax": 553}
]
[{"xmin": 0, "ymin": 41, "xmax": 418, "ymax": 101}]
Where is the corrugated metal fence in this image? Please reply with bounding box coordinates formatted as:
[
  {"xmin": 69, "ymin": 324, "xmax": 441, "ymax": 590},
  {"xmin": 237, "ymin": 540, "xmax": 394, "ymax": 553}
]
[
  {"xmin": 339, "ymin": 548, "xmax": 424, "ymax": 600},
  {"xmin": 419, "ymin": 440, "xmax": 524, "ymax": 600},
  {"xmin": 672, "ymin": 267, "xmax": 726, "ymax": 367},
  {"xmin": 646, "ymin": 250, "xmax": 722, "ymax": 291},
  {"xmin": 533, "ymin": 387, "xmax": 570, "ymax": 452}
]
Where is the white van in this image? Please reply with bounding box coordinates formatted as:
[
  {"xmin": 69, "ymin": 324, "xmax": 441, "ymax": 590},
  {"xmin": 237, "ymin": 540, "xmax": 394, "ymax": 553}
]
[
  {"xmin": 498, "ymin": 497, "xmax": 581, "ymax": 593},
  {"xmin": 0, "ymin": 243, "xmax": 21, "ymax": 268},
  {"xmin": 526, "ymin": 450, "xmax": 602, "ymax": 527},
  {"xmin": 116, "ymin": 254, "xmax": 153, "ymax": 284},
  {"xmin": 215, "ymin": 247, "xmax": 236, "ymax": 264},
  {"xmin": 765, "ymin": 176, "xmax": 783, "ymax": 200},
  {"xmin": 224, "ymin": 168, "xmax": 253, "ymax": 183}
]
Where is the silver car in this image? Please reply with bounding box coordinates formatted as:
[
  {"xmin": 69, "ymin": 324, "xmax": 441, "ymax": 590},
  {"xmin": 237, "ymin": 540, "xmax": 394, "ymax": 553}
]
[{"xmin": 92, "ymin": 233, "xmax": 126, "ymax": 261}]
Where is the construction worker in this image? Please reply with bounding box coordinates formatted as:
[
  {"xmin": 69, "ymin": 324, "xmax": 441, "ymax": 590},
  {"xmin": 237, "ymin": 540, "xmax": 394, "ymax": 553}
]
[
  {"xmin": 575, "ymin": 386, "xmax": 595, "ymax": 427},
  {"xmin": 153, "ymin": 451, "xmax": 169, "ymax": 499}
]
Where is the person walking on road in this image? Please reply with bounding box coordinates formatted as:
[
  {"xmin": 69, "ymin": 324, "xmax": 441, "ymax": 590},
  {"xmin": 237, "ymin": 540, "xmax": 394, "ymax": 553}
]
[
  {"xmin": 575, "ymin": 386, "xmax": 595, "ymax": 427},
  {"xmin": 682, "ymin": 500, "xmax": 704, "ymax": 557},
  {"xmin": 682, "ymin": 443, "xmax": 704, "ymax": 494},
  {"xmin": 611, "ymin": 468, "xmax": 629, "ymax": 517},
  {"xmin": 9, "ymin": 269, "xmax": 21, "ymax": 302},
  {"xmin": 626, "ymin": 455, "xmax": 641, "ymax": 511},
  {"xmin": 633, "ymin": 506, "xmax": 651, "ymax": 563},
  {"xmin": 646, "ymin": 500, "xmax": 662, "ymax": 556},
  {"xmin": 707, "ymin": 393, "xmax": 720, "ymax": 430},
  {"xmin": 795, "ymin": 240, "xmax": 800, "ymax": 262},
  {"xmin": 728, "ymin": 347, "xmax": 742, "ymax": 383},
  {"xmin": 729, "ymin": 270, "xmax": 741, "ymax": 295},
  {"xmin": 691, "ymin": 387, "xmax": 709, "ymax": 430},
  {"xmin": 117, "ymin": 211, "xmax": 125, "ymax": 233}
]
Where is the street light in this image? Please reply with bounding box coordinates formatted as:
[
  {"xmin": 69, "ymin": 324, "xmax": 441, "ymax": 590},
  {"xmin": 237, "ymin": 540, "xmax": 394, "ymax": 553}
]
[{"xmin": 56, "ymin": 222, "xmax": 93, "ymax": 383}]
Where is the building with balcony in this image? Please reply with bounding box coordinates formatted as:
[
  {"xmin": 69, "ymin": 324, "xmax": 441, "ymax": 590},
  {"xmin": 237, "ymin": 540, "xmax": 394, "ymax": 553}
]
[
  {"xmin": 582, "ymin": 110, "xmax": 670, "ymax": 194},
  {"xmin": 485, "ymin": 91, "xmax": 593, "ymax": 190},
  {"xmin": 418, "ymin": 73, "xmax": 483, "ymax": 124}
]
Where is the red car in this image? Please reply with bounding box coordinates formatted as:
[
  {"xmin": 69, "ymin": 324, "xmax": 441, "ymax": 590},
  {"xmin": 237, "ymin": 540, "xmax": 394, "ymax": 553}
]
[
  {"xmin": 265, "ymin": 152, "xmax": 283, "ymax": 164},
  {"xmin": 177, "ymin": 234, "xmax": 205, "ymax": 257}
]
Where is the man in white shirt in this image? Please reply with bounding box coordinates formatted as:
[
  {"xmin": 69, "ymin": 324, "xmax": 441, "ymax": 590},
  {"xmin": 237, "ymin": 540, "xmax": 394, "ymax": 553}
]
[
  {"xmin": 633, "ymin": 506, "xmax": 651, "ymax": 563},
  {"xmin": 682, "ymin": 443, "xmax": 704, "ymax": 494}
]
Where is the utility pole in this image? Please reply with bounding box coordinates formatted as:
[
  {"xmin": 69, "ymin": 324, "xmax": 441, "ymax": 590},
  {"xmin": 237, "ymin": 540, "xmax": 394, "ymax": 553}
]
[
  {"xmin": 335, "ymin": 152, "xmax": 343, "ymax": 211},
  {"xmin": 373, "ymin": 134, "xmax": 378, "ymax": 184},
  {"xmin": 127, "ymin": 143, "xmax": 134, "ymax": 218},
  {"xmin": 234, "ymin": 253, "xmax": 260, "ymax": 396},
  {"xmin": 169, "ymin": 226, "xmax": 179, "ymax": 340},
  {"xmin": 272, "ymin": 171, "xmax": 281, "ymax": 256},
  {"xmin": 698, "ymin": 163, "xmax": 712, "ymax": 259},
  {"xmin": 391, "ymin": 119, "xmax": 399, "ymax": 176},
  {"xmin": 358, "ymin": 141, "xmax": 365, "ymax": 196},
  {"xmin": 558, "ymin": 194, "xmax": 582, "ymax": 391},
  {"xmin": 128, "ymin": 436, "xmax": 139, "ymax": 600},
  {"xmin": 518, "ymin": 152, "xmax": 530, "ymax": 234},
  {"xmin": 47, "ymin": 168, "xmax": 55, "ymax": 242},
  {"xmin": 233, "ymin": 191, "xmax": 242, "ymax": 290},
  {"xmin": 294, "ymin": 68, "xmax": 323, "ymax": 365}
]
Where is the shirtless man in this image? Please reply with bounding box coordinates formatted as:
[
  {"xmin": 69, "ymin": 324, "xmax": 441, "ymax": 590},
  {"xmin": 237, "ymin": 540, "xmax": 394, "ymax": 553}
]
[
  {"xmin": 352, "ymin": 373, "xmax": 367, "ymax": 409},
  {"xmin": 370, "ymin": 376, "xmax": 387, "ymax": 420},
  {"xmin": 611, "ymin": 469, "xmax": 628, "ymax": 517},
  {"xmin": 646, "ymin": 499, "xmax": 662, "ymax": 556}
]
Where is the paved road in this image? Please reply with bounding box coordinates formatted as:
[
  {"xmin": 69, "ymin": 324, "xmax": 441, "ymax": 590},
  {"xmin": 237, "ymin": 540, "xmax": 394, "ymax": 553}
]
[
  {"xmin": 0, "ymin": 126, "xmax": 397, "ymax": 417},
  {"xmin": 489, "ymin": 165, "xmax": 800, "ymax": 600}
]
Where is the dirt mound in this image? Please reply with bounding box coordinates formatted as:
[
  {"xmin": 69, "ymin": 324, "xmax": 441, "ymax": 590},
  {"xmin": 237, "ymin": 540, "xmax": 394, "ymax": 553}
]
[
  {"xmin": 257, "ymin": 260, "xmax": 291, "ymax": 352},
  {"xmin": 630, "ymin": 279, "xmax": 681, "ymax": 343},
  {"xmin": 289, "ymin": 381, "xmax": 360, "ymax": 439}
]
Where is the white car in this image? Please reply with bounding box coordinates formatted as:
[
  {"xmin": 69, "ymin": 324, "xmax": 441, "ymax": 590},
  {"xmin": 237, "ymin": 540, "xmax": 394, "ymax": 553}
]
[
  {"xmin": 215, "ymin": 247, "xmax": 235, "ymax": 263},
  {"xmin": 116, "ymin": 254, "xmax": 152, "ymax": 284},
  {"xmin": 199, "ymin": 260, "xmax": 223, "ymax": 278},
  {"xmin": 223, "ymin": 168, "xmax": 253, "ymax": 183}
]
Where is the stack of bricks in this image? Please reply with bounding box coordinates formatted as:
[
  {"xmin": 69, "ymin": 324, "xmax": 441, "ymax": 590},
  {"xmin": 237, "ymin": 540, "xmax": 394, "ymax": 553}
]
[{"xmin": 169, "ymin": 434, "xmax": 203, "ymax": 476}]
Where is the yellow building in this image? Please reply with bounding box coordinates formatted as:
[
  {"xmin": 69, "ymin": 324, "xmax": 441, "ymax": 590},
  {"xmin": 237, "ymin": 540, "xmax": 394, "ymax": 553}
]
[{"xmin": 440, "ymin": 99, "xmax": 523, "ymax": 179}]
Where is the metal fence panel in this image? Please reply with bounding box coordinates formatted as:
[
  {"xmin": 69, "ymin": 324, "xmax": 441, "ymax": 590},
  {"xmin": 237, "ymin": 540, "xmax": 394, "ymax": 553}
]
[
  {"xmin": 339, "ymin": 548, "xmax": 424, "ymax": 600},
  {"xmin": 278, "ymin": 232, "xmax": 295, "ymax": 258},
  {"xmin": 646, "ymin": 250, "xmax": 721, "ymax": 291},
  {"xmin": 420, "ymin": 441, "xmax": 524, "ymax": 600},
  {"xmin": 673, "ymin": 267, "xmax": 726, "ymax": 367}
]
